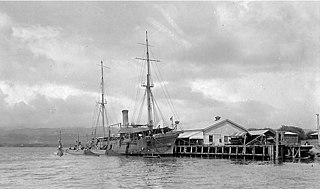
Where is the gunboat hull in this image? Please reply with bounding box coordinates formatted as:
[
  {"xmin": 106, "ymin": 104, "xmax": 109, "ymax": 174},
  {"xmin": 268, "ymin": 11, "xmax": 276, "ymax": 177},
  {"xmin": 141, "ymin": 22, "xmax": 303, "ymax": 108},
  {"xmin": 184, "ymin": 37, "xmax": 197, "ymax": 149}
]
[{"xmin": 105, "ymin": 132, "xmax": 179, "ymax": 156}]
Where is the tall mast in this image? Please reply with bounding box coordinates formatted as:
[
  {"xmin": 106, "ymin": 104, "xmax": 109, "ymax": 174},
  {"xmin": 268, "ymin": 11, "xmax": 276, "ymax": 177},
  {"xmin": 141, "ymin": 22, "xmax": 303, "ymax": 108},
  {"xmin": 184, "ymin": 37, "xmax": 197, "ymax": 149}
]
[
  {"xmin": 136, "ymin": 31, "xmax": 159, "ymax": 130},
  {"xmin": 100, "ymin": 61, "xmax": 106, "ymax": 138},
  {"xmin": 145, "ymin": 31, "xmax": 153, "ymax": 130}
]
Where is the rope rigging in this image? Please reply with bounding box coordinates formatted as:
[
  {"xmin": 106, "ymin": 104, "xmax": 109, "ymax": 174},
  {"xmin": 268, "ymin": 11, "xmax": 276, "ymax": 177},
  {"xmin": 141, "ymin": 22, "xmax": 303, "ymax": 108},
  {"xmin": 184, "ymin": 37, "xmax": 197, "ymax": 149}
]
[{"xmin": 131, "ymin": 34, "xmax": 180, "ymax": 129}]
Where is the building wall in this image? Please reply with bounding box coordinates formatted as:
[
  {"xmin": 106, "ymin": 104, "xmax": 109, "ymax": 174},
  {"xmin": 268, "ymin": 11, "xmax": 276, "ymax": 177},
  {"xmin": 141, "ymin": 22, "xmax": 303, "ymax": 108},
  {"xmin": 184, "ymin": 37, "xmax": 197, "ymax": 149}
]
[
  {"xmin": 282, "ymin": 135, "xmax": 299, "ymax": 145},
  {"xmin": 203, "ymin": 122, "xmax": 246, "ymax": 145}
]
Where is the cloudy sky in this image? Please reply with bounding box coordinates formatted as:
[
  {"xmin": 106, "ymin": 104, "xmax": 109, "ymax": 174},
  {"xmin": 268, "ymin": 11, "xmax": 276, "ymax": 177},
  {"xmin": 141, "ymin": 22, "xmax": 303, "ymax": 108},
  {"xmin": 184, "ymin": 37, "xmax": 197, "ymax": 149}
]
[{"xmin": 0, "ymin": 1, "xmax": 319, "ymax": 130}]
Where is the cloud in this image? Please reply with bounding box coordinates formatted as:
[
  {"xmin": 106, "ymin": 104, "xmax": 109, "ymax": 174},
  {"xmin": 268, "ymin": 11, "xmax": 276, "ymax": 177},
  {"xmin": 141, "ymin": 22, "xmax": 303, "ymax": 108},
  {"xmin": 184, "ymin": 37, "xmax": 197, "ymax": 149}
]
[
  {"xmin": 0, "ymin": 12, "xmax": 10, "ymax": 29},
  {"xmin": 0, "ymin": 2, "xmax": 318, "ymax": 131},
  {"xmin": 0, "ymin": 81, "xmax": 97, "ymax": 106}
]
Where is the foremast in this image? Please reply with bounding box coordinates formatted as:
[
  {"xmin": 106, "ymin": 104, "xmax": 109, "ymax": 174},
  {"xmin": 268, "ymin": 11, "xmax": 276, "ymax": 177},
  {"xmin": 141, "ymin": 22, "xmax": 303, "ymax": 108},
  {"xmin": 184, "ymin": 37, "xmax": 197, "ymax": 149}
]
[{"xmin": 100, "ymin": 61, "xmax": 106, "ymax": 138}]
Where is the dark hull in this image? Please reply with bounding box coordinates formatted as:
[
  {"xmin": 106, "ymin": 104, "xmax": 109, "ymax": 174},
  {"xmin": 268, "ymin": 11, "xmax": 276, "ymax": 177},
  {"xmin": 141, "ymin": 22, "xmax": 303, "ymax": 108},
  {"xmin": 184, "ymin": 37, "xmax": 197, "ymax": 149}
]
[
  {"xmin": 66, "ymin": 149, "xmax": 99, "ymax": 156},
  {"xmin": 88, "ymin": 149, "xmax": 106, "ymax": 156},
  {"xmin": 105, "ymin": 132, "xmax": 179, "ymax": 156},
  {"xmin": 66, "ymin": 149, "xmax": 84, "ymax": 155}
]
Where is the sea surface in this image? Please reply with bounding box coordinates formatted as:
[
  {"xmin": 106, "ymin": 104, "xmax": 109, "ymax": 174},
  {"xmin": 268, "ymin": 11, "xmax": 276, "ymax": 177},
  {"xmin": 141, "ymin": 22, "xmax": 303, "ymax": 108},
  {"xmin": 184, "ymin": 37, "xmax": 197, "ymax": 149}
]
[{"xmin": 0, "ymin": 147, "xmax": 319, "ymax": 189}]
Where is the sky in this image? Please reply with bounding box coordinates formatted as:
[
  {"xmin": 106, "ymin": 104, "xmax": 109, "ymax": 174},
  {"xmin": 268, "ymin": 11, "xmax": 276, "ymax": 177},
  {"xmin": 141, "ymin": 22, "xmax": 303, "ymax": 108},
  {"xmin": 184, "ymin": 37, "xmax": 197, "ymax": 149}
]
[{"xmin": 0, "ymin": 1, "xmax": 319, "ymax": 131}]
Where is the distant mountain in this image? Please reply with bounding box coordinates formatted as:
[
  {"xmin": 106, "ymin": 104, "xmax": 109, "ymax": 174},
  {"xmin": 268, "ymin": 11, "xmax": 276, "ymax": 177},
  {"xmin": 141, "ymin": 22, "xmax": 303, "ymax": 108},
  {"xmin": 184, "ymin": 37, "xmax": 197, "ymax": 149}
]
[{"xmin": 0, "ymin": 127, "xmax": 119, "ymax": 147}]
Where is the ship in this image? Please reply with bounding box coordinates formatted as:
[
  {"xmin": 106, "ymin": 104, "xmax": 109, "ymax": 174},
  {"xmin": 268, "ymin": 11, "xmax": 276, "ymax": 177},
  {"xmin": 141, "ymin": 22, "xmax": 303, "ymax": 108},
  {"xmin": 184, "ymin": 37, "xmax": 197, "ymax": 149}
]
[
  {"xmin": 104, "ymin": 31, "xmax": 181, "ymax": 156},
  {"xmin": 88, "ymin": 60, "xmax": 110, "ymax": 156}
]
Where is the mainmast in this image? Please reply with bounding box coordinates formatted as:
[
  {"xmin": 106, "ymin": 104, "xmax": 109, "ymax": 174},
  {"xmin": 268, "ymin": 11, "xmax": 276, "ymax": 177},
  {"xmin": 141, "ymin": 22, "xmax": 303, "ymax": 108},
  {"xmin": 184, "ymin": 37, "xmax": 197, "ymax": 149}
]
[
  {"xmin": 100, "ymin": 61, "xmax": 106, "ymax": 138},
  {"xmin": 145, "ymin": 31, "xmax": 153, "ymax": 130},
  {"xmin": 136, "ymin": 31, "xmax": 160, "ymax": 130}
]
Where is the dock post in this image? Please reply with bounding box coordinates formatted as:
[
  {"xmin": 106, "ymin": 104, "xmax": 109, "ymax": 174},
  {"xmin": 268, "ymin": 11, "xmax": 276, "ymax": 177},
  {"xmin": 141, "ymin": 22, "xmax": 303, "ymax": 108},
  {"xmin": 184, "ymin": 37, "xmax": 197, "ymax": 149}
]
[
  {"xmin": 215, "ymin": 146, "xmax": 217, "ymax": 158},
  {"xmin": 292, "ymin": 147, "xmax": 295, "ymax": 159},
  {"xmin": 236, "ymin": 146, "xmax": 238, "ymax": 159},
  {"xmin": 275, "ymin": 131, "xmax": 279, "ymax": 161}
]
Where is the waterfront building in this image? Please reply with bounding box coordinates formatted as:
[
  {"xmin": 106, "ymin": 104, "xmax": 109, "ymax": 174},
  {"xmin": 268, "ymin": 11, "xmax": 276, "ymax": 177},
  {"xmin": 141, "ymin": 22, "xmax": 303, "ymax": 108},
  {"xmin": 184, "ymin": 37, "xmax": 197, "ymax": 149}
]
[{"xmin": 176, "ymin": 119, "xmax": 248, "ymax": 146}]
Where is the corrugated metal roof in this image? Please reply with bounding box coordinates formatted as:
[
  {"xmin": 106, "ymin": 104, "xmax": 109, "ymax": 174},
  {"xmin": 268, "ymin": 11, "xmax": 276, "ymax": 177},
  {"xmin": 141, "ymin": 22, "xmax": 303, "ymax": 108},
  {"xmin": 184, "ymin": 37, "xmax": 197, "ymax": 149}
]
[
  {"xmin": 203, "ymin": 119, "xmax": 247, "ymax": 133},
  {"xmin": 178, "ymin": 131, "xmax": 202, "ymax": 139},
  {"xmin": 230, "ymin": 131, "xmax": 247, "ymax": 137},
  {"xmin": 248, "ymin": 130, "xmax": 269, "ymax": 136},
  {"xmin": 189, "ymin": 132, "xmax": 203, "ymax": 139},
  {"xmin": 284, "ymin": 131, "xmax": 297, "ymax": 135}
]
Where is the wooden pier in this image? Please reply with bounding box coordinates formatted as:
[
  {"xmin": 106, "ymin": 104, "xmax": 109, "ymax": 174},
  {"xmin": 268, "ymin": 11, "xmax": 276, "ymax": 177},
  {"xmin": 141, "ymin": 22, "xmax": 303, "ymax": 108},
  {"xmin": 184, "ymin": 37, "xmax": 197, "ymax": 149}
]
[
  {"xmin": 174, "ymin": 142, "xmax": 312, "ymax": 161},
  {"xmin": 174, "ymin": 144, "xmax": 275, "ymax": 161},
  {"xmin": 173, "ymin": 130, "xmax": 313, "ymax": 161}
]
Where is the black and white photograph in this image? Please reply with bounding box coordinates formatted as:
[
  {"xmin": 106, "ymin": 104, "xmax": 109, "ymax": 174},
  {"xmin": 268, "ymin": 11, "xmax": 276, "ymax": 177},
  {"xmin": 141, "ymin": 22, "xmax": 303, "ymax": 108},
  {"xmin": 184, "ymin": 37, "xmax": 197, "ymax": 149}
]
[{"xmin": 0, "ymin": 1, "xmax": 319, "ymax": 188}]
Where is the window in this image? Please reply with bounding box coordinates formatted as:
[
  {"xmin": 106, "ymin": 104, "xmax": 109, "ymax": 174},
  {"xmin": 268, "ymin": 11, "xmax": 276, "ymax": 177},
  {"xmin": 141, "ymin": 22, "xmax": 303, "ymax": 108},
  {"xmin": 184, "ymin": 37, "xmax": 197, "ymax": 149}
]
[
  {"xmin": 209, "ymin": 135, "xmax": 213, "ymax": 143},
  {"xmin": 224, "ymin": 136, "xmax": 229, "ymax": 143}
]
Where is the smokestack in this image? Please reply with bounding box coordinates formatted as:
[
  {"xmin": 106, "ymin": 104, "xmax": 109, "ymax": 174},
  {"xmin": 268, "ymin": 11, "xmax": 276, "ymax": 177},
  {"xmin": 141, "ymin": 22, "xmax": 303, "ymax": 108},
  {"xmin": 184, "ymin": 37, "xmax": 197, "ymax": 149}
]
[{"xmin": 122, "ymin": 110, "xmax": 129, "ymax": 127}]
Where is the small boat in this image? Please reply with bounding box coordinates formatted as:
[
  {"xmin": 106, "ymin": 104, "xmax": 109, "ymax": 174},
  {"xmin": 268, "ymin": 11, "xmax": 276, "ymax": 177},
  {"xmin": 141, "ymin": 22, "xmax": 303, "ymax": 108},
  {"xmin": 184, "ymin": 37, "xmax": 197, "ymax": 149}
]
[
  {"xmin": 84, "ymin": 149, "xmax": 100, "ymax": 156},
  {"xmin": 66, "ymin": 134, "xmax": 100, "ymax": 156},
  {"xmin": 66, "ymin": 133, "xmax": 86, "ymax": 155},
  {"xmin": 65, "ymin": 148, "xmax": 84, "ymax": 155},
  {"xmin": 56, "ymin": 130, "xmax": 64, "ymax": 157},
  {"xmin": 143, "ymin": 154, "xmax": 161, "ymax": 158}
]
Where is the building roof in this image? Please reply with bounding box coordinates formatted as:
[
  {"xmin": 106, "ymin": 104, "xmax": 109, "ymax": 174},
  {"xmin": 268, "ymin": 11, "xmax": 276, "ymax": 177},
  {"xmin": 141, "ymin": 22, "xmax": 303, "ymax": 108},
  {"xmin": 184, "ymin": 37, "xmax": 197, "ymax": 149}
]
[
  {"xmin": 178, "ymin": 130, "xmax": 203, "ymax": 139},
  {"xmin": 230, "ymin": 131, "xmax": 247, "ymax": 137},
  {"xmin": 189, "ymin": 132, "xmax": 203, "ymax": 139},
  {"xmin": 203, "ymin": 119, "xmax": 247, "ymax": 133},
  {"xmin": 284, "ymin": 131, "xmax": 298, "ymax": 135},
  {"xmin": 248, "ymin": 130, "xmax": 270, "ymax": 136}
]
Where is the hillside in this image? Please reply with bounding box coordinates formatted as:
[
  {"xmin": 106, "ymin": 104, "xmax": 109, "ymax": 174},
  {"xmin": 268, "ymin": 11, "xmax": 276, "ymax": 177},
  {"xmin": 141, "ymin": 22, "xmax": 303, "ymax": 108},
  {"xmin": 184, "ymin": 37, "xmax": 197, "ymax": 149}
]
[{"xmin": 0, "ymin": 127, "xmax": 119, "ymax": 147}]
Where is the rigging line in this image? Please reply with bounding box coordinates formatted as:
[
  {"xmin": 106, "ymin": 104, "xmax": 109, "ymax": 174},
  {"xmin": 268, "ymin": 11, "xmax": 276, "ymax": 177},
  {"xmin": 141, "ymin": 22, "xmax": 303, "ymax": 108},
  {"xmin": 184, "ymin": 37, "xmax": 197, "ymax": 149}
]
[
  {"xmin": 103, "ymin": 105, "xmax": 109, "ymax": 136},
  {"xmin": 154, "ymin": 62, "xmax": 178, "ymax": 119},
  {"xmin": 153, "ymin": 61, "xmax": 179, "ymax": 120},
  {"xmin": 94, "ymin": 105, "xmax": 102, "ymax": 138},
  {"xmin": 150, "ymin": 91, "xmax": 159, "ymax": 127},
  {"xmin": 134, "ymin": 58, "xmax": 146, "ymax": 120},
  {"xmin": 149, "ymin": 45, "xmax": 179, "ymax": 120},
  {"xmin": 130, "ymin": 54, "xmax": 144, "ymax": 121},
  {"xmin": 151, "ymin": 65, "xmax": 170, "ymax": 124},
  {"xmin": 132, "ymin": 60, "xmax": 146, "ymax": 121},
  {"xmin": 137, "ymin": 89, "xmax": 147, "ymax": 124},
  {"xmin": 150, "ymin": 91, "xmax": 168, "ymax": 127},
  {"xmin": 91, "ymin": 101, "xmax": 99, "ymax": 129},
  {"xmin": 102, "ymin": 92, "xmax": 110, "ymax": 123},
  {"xmin": 102, "ymin": 88, "xmax": 115, "ymax": 125},
  {"xmin": 151, "ymin": 62, "xmax": 178, "ymax": 120}
]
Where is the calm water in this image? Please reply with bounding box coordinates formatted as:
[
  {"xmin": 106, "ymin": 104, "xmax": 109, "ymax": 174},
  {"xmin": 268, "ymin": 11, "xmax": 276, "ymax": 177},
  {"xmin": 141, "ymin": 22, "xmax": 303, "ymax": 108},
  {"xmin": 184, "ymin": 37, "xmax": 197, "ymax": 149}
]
[{"xmin": 0, "ymin": 147, "xmax": 319, "ymax": 189}]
